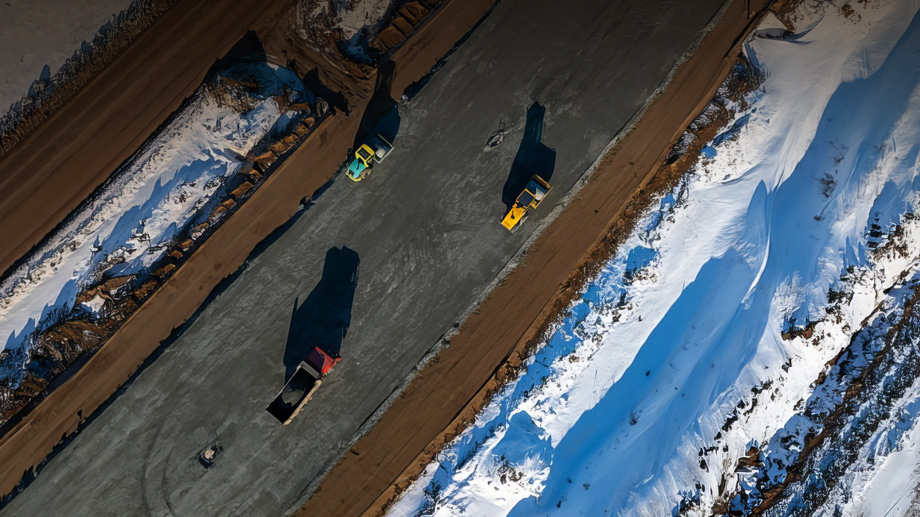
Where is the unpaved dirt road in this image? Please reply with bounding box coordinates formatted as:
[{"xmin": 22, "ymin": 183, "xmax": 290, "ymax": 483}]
[
  {"xmin": 0, "ymin": 0, "xmax": 742, "ymax": 515},
  {"xmin": 0, "ymin": 0, "xmax": 272, "ymax": 278}
]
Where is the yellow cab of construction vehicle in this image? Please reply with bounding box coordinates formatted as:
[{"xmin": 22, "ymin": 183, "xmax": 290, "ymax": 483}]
[
  {"xmin": 501, "ymin": 175, "xmax": 552, "ymax": 231},
  {"xmin": 347, "ymin": 144, "xmax": 376, "ymax": 182}
]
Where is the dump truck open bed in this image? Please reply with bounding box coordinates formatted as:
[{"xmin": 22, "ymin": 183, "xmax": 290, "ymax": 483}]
[
  {"xmin": 266, "ymin": 347, "xmax": 339, "ymax": 425},
  {"xmin": 266, "ymin": 362, "xmax": 323, "ymax": 424}
]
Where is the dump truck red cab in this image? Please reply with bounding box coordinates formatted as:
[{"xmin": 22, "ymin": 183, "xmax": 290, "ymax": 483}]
[
  {"xmin": 266, "ymin": 347, "xmax": 340, "ymax": 425},
  {"xmin": 306, "ymin": 347, "xmax": 339, "ymax": 374}
]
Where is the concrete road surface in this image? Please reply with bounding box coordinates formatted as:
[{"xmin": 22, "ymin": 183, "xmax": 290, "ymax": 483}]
[{"xmin": 2, "ymin": 0, "xmax": 725, "ymax": 515}]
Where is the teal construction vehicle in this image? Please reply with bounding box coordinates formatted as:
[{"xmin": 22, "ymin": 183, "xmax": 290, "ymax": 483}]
[{"xmin": 346, "ymin": 134, "xmax": 394, "ymax": 182}]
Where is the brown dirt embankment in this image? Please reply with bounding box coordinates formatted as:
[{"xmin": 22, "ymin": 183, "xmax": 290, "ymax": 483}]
[
  {"xmin": 296, "ymin": 1, "xmax": 777, "ymax": 516},
  {"xmin": 0, "ymin": 0, "xmax": 275, "ymax": 281},
  {"xmin": 0, "ymin": 0, "xmax": 179, "ymax": 160},
  {"xmin": 0, "ymin": 0, "xmax": 495, "ymax": 501}
]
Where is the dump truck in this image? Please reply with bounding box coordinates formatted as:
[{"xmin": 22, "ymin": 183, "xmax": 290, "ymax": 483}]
[
  {"xmin": 501, "ymin": 174, "xmax": 552, "ymax": 231},
  {"xmin": 266, "ymin": 347, "xmax": 340, "ymax": 425},
  {"xmin": 346, "ymin": 133, "xmax": 394, "ymax": 182}
]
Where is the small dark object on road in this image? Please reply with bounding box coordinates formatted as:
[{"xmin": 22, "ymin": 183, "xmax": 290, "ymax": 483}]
[
  {"xmin": 198, "ymin": 443, "xmax": 224, "ymax": 469},
  {"xmin": 484, "ymin": 117, "xmax": 515, "ymax": 151}
]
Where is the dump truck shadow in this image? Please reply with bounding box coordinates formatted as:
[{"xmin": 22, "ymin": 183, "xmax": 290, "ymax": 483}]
[
  {"xmin": 354, "ymin": 60, "xmax": 401, "ymax": 150},
  {"xmin": 502, "ymin": 102, "xmax": 556, "ymax": 211},
  {"xmin": 283, "ymin": 246, "xmax": 360, "ymax": 379}
]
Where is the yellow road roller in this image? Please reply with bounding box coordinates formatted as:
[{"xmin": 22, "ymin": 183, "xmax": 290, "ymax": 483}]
[{"xmin": 501, "ymin": 175, "xmax": 552, "ymax": 231}]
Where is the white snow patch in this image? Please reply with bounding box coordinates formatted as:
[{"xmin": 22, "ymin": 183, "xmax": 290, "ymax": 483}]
[
  {"xmin": 80, "ymin": 296, "xmax": 107, "ymax": 317},
  {"xmin": 333, "ymin": 0, "xmax": 393, "ymax": 39},
  {"xmin": 846, "ymin": 379, "xmax": 920, "ymax": 516}
]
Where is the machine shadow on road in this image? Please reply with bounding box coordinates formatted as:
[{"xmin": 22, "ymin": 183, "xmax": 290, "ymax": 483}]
[
  {"xmin": 354, "ymin": 60, "xmax": 401, "ymax": 150},
  {"xmin": 502, "ymin": 102, "xmax": 556, "ymax": 211},
  {"xmin": 283, "ymin": 247, "xmax": 360, "ymax": 379}
]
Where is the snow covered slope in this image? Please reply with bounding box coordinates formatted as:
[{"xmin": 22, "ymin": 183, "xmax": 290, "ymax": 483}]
[
  {"xmin": 388, "ymin": 1, "xmax": 920, "ymax": 515},
  {"xmin": 0, "ymin": 58, "xmax": 310, "ymax": 357},
  {"xmin": 753, "ymin": 267, "xmax": 920, "ymax": 515}
]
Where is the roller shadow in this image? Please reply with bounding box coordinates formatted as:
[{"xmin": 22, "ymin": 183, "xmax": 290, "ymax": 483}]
[
  {"xmin": 502, "ymin": 102, "xmax": 556, "ymax": 211},
  {"xmin": 282, "ymin": 247, "xmax": 360, "ymax": 379},
  {"xmin": 354, "ymin": 60, "xmax": 401, "ymax": 149}
]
